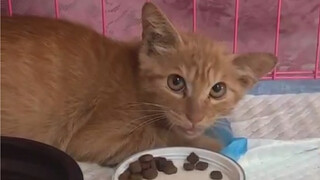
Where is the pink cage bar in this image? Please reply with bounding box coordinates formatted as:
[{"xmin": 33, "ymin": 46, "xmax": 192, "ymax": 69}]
[{"xmin": 4, "ymin": 0, "xmax": 320, "ymax": 80}]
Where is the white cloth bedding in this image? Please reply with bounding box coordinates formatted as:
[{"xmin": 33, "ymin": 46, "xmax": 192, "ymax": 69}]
[
  {"xmin": 229, "ymin": 93, "xmax": 320, "ymax": 140},
  {"xmin": 78, "ymin": 93, "xmax": 320, "ymax": 180},
  {"xmin": 239, "ymin": 138, "xmax": 320, "ymax": 180}
]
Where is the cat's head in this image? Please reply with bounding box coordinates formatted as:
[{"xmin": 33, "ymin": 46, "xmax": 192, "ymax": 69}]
[{"xmin": 138, "ymin": 3, "xmax": 277, "ymax": 139}]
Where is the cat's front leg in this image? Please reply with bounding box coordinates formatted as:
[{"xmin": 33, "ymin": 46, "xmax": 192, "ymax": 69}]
[
  {"xmin": 166, "ymin": 132, "xmax": 222, "ymax": 152},
  {"xmin": 187, "ymin": 135, "xmax": 222, "ymax": 152}
]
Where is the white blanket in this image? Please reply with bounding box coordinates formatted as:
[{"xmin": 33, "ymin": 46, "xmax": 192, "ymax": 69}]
[
  {"xmin": 239, "ymin": 139, "xmax": 320, "ymax": 180},
  {"xmin": 78, "ymin": 93, "xmax": 320, "ymax": 180}
]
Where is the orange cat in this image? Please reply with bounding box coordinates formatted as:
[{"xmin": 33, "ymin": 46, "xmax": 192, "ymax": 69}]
[{"xmin": 1, "ymin": 3, "xmax": 277, "ymax": 165}]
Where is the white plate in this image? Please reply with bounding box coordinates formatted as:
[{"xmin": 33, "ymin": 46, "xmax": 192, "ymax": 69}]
[{"xmin": 113, "ymin": 147, "xmax": 245, "ymax": 180}]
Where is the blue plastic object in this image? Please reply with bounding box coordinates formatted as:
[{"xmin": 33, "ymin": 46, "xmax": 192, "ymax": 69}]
[
  {"xmin": 221, "ymin": 137, "xmax": 247, "ymax": 161},
  {"xmin": 206, "ymin": 118, "xmax": 248, "ymax": 161}
]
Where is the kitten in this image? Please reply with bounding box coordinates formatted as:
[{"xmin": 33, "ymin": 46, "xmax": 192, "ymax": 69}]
[{"xmin": 1, "ymin": 2, "xmax": 277, "ymax": 165}]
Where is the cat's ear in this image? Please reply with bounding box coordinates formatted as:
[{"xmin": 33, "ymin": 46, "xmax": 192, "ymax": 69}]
[
  {"xmin": 141, "ymin": 2, "xmax": 182, "ymax": 56},
  {"xmin": 233, "ymin": 52, "xmax": 277, "ymax": 88}
]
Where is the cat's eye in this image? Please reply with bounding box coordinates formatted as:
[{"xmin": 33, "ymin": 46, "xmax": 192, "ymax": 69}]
[
  {"xmin": 210, "ymin": 82, "xmax": 227, "ymax": 99},
  {"xmin": 167, "ymin": 74, "xmax": 186, "ymax": 92}
]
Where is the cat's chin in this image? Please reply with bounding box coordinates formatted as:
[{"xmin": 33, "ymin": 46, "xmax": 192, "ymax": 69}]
[{"xmin": 173, "ymin": 126, "xmax": 204, "ymax": 139}]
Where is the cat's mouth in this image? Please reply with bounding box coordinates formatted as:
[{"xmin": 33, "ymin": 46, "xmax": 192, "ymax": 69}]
[
  {"xmin": 173, "ymin": 126, "xmax": 204, "ymax": 139},
  {"xmin": 165, "ymin": 112, "xmax": 206, "ymax": 138}
]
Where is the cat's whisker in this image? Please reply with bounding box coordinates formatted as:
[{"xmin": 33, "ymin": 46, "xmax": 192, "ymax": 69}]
[
  {"xmin": 123, "ymin": 102, "xmax": 171, "ymax": 110},
  {"xmin": 128, "ymin": 113, "xmax": 165, "ymax": 123},
  {"xmin": 168, "ymin": 123, "xmax": 175, "ymax": 132},
  {"xmin": 168, "ymin": 111, "xmax": 185, "ymax": 123},
  {"xmin": 164, "ymin": 123, "xmax": 175, "ymax": 141},
  {"xmin": 167, "ymin": 109, "xmax": 180, "ymax": 116},
  {"xmin": 131, "ymin": 102, "xmax": 169, "ymax": 107},
  {"xmin": 125, "ymin": 113, "xmax": 165, "ymax": 128},
  {"xmin": 117, "ymin": 103, "xmax": 179, "ymax": 122},
  {"xmin": 118, "ymin": 109, "xmax": 168, "ymax": 113},
  {"xmin": 128, "ymin": 116, "xmax": 165, "ymax": 134}
]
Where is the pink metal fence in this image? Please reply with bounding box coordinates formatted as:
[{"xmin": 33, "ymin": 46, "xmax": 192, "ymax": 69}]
[{"xmin": 4, "ymin": 0, "xmax": 320, "ymax": 80}]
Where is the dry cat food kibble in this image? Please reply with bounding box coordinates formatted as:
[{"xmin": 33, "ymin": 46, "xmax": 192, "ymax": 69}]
[
  {"xmin": 129, "ymin": 161, "xmax": 142, "ymax": 173},
  {"xmin": 155, "ymin": 157, "xmax": 167, "ymax": 172},
  {"xmin": 139, "ymin": 154, "xmax": 154, "ymax": 162},
  {"xmin": 141, "ymin": 162, "xmax": 151, "ymax": 170},
  {"xmin": 186, "ymin": 152, "xmax": 199, "ymax": 164},
  {"xmin": 162, "ymin": 160, "xmax": 178, "ymax": 175},
  {"xmin": 210, "ymin": 171, "xmax": 223, "ymax": 180},
  {"xmin": 119, "ymin": 169, "xmax": 130, "ymax": 180},
  {"xmin": 142, "ymin": 168, "xmax": 158, "ymax": 179},
  {"xmin": 119, "ymin": 152, "xmax": 225, "ymax": 180},
  {"xmin": 129, "ymin": 174, "xmax": 143, "ymax": 180},
  {"xmin": 183, "ymin": 162, "xmax": 195, "ymax": 171},
  {"xmin": 184, "ymin": 152, "xmax": 223, "ymax": 179},
  {"xmin": 195, "ymin": 161, "xmax": 209, "ymax": 171},
  {"xmin": 118, "ymin": 154, "xmax": 178, "ymax": 180},
  {"xmin": 150, "ymin": 160, "xmax": 157, "ymax": 169}
]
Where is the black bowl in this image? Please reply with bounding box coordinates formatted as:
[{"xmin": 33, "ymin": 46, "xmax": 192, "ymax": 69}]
[{"xmin": 1, "ymin": 136, "xmax": 83, "ymax": 180}]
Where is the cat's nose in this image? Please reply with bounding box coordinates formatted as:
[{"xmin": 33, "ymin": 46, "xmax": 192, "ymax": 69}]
[{"xmin": 186, "ymin": 113, "xmax": 204, "ymax": 124}]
